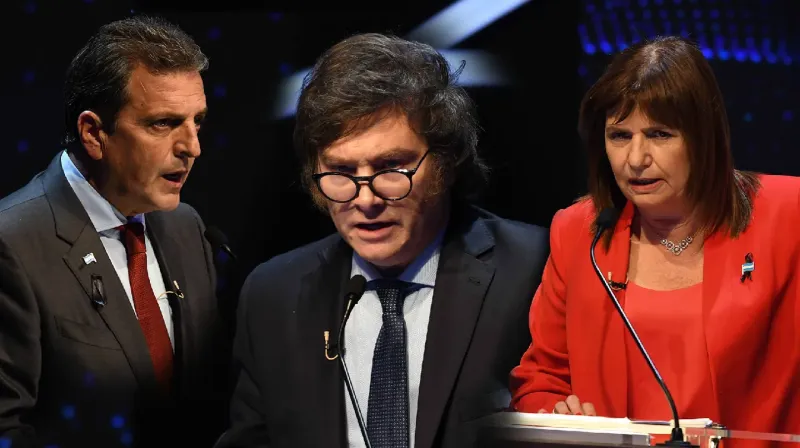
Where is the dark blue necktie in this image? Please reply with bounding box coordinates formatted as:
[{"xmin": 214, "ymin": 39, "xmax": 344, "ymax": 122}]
[{"xmin": 367, "ymin": 279, "xmax": 410, "ymax": 448}]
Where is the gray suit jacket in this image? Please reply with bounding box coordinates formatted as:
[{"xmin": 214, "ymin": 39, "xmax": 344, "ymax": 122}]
[{"xmin": 0, "ymin": 155, "xmax": 228, "ymax": 448}]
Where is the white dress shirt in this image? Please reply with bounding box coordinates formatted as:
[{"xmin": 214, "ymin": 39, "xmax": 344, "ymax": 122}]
[
  {"xmin": 345, "ymin": 231, "xmax": 443, "ymax": 448},
  {"xmin": 60, "ymin": 150, "xmax": 174, "ymax": 347}
]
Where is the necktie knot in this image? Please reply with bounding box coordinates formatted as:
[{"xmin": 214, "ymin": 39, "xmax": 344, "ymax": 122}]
[
  {"xmin": 373, "ymin": 279, "xmax": 410, "ymax": 317},
  {"xmin": 119, "ymin": 222, "xmax": 146, "ymax": 255}
]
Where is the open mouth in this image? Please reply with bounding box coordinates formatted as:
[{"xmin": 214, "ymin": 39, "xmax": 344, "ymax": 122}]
[
  {"xmin": 162, "ymin": 172, "xmax": 185, "ymax": 183},
  {"xmin": 355, "ymin": 222, "xmax": 393, "ymax": 231},
  {"xmin": 629, "ymin": 178, "xmax": 660, "ymax": 186}
]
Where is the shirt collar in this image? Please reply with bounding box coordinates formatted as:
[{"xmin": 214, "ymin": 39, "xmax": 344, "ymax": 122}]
[
  {"xmin": 60, "ymin": 150, "xmax": 145, "ymax": 233},
  {"xmin": 351, "ymin": 228, "xmax": 444, "ymax": 288}
]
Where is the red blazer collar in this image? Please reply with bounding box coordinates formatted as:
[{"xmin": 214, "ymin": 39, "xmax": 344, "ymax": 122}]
[{"xmin": 596, "ymin": 201, "xmax": 634, "ymax": 288}]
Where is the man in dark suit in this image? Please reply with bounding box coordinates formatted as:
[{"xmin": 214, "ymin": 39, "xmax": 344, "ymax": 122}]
[
  {"xmin": 216, "ymin": 33, "xmax": 549, "ymax": 448},
  {"xmin": 0, "ymin": 16, "xmax": 227, "ymax": 448}
]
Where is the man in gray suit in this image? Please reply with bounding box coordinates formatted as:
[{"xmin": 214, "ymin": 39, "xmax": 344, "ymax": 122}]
[{"xmin": 0, "ymin": 16, "xmax": 227, "ymax": 448}]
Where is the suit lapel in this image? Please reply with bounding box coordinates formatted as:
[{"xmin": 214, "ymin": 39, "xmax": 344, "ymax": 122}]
[
  {"xmin": 295, "ymin": 238, "xmax": 351, "ymax": 448},
  {"xmin": 145, "ymin": 211, "xmax": 188, "ymax": 303},
  {"xmin": 590, "ymin": 202, "xmax": 633, "ymax": 416},
  {"xmin": 63, "ymin": 227, "xmax": 158, "ymax": 388},
  {"xmin": 43, "ymin": 154, "xmax": 158, "ymax": 388},
  {"xmin": 145, "ymin": 212, "xmax": 191, "ymax": 384},
  {"xmin": 415, "ymin": 212, "xmax": 496, "ymax": 448}
]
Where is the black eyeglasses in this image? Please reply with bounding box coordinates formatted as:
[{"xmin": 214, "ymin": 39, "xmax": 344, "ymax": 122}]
[{"xmin": 312, "ymin": 150, "xmax": 431, "ymax": 203}]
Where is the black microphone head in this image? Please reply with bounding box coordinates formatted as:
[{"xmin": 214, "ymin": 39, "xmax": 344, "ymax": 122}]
[
  {"xmin": 204, "ymin": 226, "xmax": 228, "ymax": 248},
  {"xmin": 597, "ymin": 208, "xmax": 620, "ymax": 231},
  {"xmin": 345, "ymin": 275, "xmax": 367, "ymax": 303}
]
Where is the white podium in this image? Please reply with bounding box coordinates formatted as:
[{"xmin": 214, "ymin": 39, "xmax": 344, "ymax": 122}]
[{"xmin": 474, "ymin": 412, "xmax": 800, "ymax": 448}]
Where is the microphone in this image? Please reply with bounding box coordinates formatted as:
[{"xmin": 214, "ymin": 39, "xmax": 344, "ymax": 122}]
[
  {"xmin": 204, "ymin": 226, "xmax": 238, "ymax": 263},
  {"xmin": 590, "ymin": 208, "xmax": 694, "ymax": 448},
  {"xmin": 91, "ymin": 275, "xmax": 106, "ymax": 309},
  {"xmin": 336, "ymin": 275, "xmax": 372, "ymax": 448}
]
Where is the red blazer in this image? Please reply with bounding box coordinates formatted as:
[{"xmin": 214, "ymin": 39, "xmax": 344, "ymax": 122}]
[{"xmin": 510, "ymin": 174, "xmax": 800, "ymax": 435}]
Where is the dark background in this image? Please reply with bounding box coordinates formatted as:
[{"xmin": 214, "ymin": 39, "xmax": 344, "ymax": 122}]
[{"xmin": 2, "ymin": 0, "xmax": 797, "ymax": 280}]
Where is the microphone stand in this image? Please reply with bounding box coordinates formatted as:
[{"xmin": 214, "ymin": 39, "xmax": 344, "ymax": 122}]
[
  {"xmin": 337, "ymin": 298, "xmax": 373, "ymax": 448},
  {"xmin": 590, "ymin": 227, "xmax": 695, "ymax": 448}
]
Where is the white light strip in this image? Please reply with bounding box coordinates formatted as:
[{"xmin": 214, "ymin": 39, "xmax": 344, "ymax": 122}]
[
  {"xmin": 406, "ymin": 0, "xmax": 530, "ymax": 48},
  {"xmin": 274, "ymin": 0, "xmax": 530, "ymax": 118},
  {"xmin": 273, "ymin": 49, "xmax": 509, "ymax": 119},
  {"xmin": 440, "ymin": 49, "xmax": 510, "ymax": 86}
]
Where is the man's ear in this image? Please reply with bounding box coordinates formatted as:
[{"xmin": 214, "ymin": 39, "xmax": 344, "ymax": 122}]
[{"xmin": 76, "ymin": 111, "xmax": 107, "ymax": 161}]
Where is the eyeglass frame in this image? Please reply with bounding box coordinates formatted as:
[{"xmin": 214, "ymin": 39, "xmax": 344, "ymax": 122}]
[{"xmin": 311, "ymin": 149, "xmax": 432, "ymax": 203}]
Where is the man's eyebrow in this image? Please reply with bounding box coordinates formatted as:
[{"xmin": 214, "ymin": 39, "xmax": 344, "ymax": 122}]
[{"xmin": 321, "ymin": 147, "xmax": 419, "ymax": 165}]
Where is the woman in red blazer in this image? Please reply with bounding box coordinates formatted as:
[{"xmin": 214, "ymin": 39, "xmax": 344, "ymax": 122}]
[{"xmin": 509, "ymin": 35, "xmax": 800, "ymax": 436}]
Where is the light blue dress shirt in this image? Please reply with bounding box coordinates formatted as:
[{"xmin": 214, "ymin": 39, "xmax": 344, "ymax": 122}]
[
  {"xmin": 60, "ymin": 150, "xmax": 174, "ymax": 347},
  {"xmin": 345, "ymin": 231, "xmax": 443, "ymax": 448}
]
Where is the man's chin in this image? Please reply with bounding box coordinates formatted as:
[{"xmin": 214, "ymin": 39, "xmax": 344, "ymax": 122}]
[
  {"xmin": 149, "ymin": 194, "xmax": 181, "ymax": 213},
  {"xmin": 352, "ymin": 243, "xmax": 400, "ymax": 267}
]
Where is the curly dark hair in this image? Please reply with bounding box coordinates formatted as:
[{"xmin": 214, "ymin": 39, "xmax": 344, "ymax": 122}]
[{"xmin": 294, "ymin": 33, "xmax": 489, "ymax": 207}]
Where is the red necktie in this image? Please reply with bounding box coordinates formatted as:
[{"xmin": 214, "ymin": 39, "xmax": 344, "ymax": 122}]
[{"xmin": 119, "ymin": 222, "xmax": 173, "ymax": 389}]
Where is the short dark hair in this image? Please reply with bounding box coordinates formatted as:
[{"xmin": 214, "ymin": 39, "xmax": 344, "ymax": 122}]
[
  {"xmin": 62, "ymin": 15, "xmax": 208, "ymax": 148},
  {"xmin": 578, "ymin": 35, "xmax": 759, "ymax": 242},
  {"xmin": 294, "ymin": 32, "xmax": 488, "ymax": 207}
]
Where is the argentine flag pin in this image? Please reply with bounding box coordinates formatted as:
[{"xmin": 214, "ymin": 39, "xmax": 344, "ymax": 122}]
[{"xmin": 83, "ymin": 252, "xmax": 97, "ymax": 265}]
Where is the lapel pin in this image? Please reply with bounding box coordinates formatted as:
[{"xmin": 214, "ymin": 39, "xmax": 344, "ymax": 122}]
[
  {"xmin": 82, "ymin": 253, "xmax": 97, "ymax": 265},
  {"xmin": 740, "ymin": 252, "xmax": 754, "ymax": 282}
]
